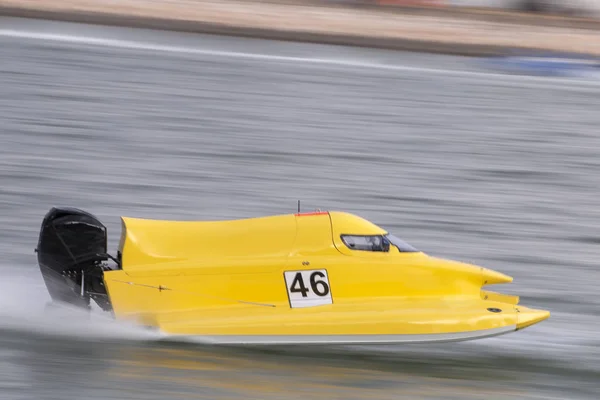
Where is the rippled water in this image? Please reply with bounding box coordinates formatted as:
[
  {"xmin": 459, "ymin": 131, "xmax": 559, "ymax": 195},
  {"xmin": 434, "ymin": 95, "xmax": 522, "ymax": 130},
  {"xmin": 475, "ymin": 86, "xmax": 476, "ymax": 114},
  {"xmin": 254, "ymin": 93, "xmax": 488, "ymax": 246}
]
[{"xmin": 1, "ymin": 17, "xmax": 599, "ymax": 400}]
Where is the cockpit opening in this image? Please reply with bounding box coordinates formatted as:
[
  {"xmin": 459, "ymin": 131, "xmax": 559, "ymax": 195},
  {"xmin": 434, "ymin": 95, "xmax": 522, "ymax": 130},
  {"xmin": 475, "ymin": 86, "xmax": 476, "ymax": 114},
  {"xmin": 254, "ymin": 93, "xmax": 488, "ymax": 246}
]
[{"xmin": 341, "ymin": 234, "xmax": 418, "ymax": 253}]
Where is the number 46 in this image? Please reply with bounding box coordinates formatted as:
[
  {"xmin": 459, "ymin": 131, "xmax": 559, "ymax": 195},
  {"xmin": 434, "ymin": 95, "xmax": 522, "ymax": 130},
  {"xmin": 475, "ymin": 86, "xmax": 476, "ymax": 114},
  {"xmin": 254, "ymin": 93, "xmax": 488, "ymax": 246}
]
[{"xmin": 290, "ymin": 271, "xmax": 330, "ymax": 297}]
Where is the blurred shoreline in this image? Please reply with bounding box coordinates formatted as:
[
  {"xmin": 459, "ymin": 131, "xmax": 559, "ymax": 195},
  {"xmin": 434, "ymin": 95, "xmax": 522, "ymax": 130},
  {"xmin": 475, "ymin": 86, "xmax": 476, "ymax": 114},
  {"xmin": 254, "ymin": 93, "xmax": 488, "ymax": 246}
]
[{"xmin": 1, "ymin": 1, "xmax": 600, "ymax": 56}]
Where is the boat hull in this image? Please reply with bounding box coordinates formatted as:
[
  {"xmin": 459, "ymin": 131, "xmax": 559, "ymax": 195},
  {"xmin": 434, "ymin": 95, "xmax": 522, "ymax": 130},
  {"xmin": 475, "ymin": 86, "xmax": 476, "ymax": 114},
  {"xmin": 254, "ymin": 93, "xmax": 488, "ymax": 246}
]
[{"xmin": 105, "ymin": 285, "xmax": 549, "ymax": 343}]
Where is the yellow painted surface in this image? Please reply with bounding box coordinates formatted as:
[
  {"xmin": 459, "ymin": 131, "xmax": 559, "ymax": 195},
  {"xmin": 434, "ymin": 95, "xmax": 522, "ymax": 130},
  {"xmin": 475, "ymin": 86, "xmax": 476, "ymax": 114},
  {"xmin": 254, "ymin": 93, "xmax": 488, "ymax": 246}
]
[
  {"xmin": 481, "ymin": 290, "xmax": 519, "ymax": 305},
  {"xmin": 118, "ymin": 213, "xmax": 297, "ymax": 270},
  {"xmin": 103, "ymin": 210, "xmax": 549, "ymax": 339}
]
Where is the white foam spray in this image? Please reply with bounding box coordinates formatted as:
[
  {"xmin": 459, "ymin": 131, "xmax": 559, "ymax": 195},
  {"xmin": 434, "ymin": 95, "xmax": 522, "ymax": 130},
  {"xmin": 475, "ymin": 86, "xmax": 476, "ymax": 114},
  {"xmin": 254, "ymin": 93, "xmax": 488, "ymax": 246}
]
[{"xmin": 0, "ymin": 267, "xmax": 163, "ymax": 342}]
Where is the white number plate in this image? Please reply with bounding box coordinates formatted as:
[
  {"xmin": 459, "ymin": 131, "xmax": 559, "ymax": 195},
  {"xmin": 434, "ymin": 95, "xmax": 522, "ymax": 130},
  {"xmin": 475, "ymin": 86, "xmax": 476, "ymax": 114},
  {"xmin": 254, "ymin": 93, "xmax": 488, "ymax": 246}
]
[{"xmin": 284, "ymin": 269, "xmax": 333, "ymax": 308}]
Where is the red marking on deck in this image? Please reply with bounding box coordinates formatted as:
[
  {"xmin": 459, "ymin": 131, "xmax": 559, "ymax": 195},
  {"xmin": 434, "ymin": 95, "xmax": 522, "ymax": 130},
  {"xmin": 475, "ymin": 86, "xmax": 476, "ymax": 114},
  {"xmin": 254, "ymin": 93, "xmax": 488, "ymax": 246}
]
[{"xmin": 294, "ymin": 211, "xmax": 329, "ymax": 217}]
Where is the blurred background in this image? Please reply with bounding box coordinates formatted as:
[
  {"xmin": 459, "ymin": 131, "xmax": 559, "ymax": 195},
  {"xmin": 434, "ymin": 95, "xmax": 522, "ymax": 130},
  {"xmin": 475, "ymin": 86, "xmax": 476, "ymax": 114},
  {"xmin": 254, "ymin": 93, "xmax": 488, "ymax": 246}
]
[
  {"xmin": 1, "ymin": 0, "xmax": 599, "ymax": 399},
  {"xmin": 241, "ymin": 0, "xmax": 600, "ymax": 17}
]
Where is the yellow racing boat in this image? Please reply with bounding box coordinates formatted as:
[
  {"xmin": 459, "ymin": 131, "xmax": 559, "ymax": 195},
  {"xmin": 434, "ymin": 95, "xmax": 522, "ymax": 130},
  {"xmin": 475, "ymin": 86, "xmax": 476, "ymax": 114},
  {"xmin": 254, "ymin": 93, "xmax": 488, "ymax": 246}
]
[{"xmin": 35, "ymin": 207, "xmax": 549, "ymax": 344}]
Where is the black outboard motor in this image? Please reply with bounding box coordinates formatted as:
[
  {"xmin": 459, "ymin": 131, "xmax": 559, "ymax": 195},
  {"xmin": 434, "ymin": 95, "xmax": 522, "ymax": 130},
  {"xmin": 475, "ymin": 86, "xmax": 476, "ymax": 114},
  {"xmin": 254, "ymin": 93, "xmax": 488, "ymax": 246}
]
[{"xmin": 36, "ymin": 207, "xmax": 114, "ymax": 311}]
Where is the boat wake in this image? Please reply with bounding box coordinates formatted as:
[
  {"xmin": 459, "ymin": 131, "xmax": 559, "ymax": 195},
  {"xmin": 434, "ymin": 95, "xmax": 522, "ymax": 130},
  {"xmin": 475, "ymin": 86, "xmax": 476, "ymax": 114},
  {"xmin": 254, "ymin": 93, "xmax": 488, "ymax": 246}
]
[{"xmin": 0, "ymin": 268, "xmax": 162, "ymax": 342}]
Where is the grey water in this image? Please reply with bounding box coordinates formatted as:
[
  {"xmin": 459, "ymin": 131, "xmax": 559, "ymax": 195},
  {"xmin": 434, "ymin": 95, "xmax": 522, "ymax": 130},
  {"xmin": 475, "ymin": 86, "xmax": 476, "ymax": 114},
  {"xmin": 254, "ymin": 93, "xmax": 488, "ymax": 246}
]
[{"xmin": 0, "ymin": 17, "xmax": 599, "ymax": 400}]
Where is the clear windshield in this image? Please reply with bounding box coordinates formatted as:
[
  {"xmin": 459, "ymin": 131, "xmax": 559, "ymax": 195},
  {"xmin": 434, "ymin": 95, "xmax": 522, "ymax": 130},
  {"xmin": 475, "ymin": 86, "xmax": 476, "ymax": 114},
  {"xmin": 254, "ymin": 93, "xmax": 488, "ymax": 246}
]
[{"xmin": 384, "ymin": 233, "xmax": 418, "ymax": 253}]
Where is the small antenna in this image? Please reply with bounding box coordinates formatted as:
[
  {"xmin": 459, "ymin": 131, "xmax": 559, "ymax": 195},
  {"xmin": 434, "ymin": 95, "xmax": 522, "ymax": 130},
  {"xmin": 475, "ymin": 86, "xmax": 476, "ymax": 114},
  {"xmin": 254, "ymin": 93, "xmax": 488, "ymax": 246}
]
[{"xmin": 297, "ymin": 200, "xmax": 300, "ymax": 213}]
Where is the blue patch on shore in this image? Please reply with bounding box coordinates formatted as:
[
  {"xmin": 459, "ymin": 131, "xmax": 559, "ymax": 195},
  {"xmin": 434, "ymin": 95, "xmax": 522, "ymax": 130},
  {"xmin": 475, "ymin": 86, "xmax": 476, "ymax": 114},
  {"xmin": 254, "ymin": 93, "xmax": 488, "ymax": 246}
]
[{"xmin": 481, "ymin": 51, "xmax": 600, "ymax": 77}]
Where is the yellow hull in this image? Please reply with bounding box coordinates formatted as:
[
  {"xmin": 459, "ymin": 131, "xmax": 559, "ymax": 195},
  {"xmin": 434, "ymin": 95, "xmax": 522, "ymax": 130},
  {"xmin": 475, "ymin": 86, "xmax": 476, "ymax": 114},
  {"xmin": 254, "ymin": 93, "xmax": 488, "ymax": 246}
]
[
  {"xmin": 104, "ymin": 265, "xmax": 549, "ymax": 343},
  {"xmin": 116, "ymin": 298, "xmax": 548, "ymax": 345}
]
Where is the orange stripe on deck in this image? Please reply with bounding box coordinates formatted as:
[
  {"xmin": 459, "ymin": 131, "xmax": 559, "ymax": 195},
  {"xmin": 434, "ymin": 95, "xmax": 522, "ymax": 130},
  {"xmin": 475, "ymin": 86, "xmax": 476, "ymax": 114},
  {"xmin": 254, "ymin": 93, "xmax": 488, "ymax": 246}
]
[{"xmin": 294, "ymin": 211, "xmax": 329, "ymax": 217}]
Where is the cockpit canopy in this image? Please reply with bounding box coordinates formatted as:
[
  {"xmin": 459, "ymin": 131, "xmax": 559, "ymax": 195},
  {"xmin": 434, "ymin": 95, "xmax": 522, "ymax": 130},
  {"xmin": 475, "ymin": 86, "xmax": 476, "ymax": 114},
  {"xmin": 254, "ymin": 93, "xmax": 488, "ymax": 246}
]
[{"xmin": 340, "ymin": 233, "xmax": 418, "ymax": 253}]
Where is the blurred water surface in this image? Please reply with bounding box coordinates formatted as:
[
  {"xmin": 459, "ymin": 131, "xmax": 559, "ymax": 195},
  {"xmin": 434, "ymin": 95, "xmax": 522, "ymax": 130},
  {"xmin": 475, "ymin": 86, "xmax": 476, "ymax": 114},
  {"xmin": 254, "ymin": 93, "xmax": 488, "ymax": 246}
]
[{"xmin": 0, "ymin": 17, "xmax": 599, "ymax": 400}]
